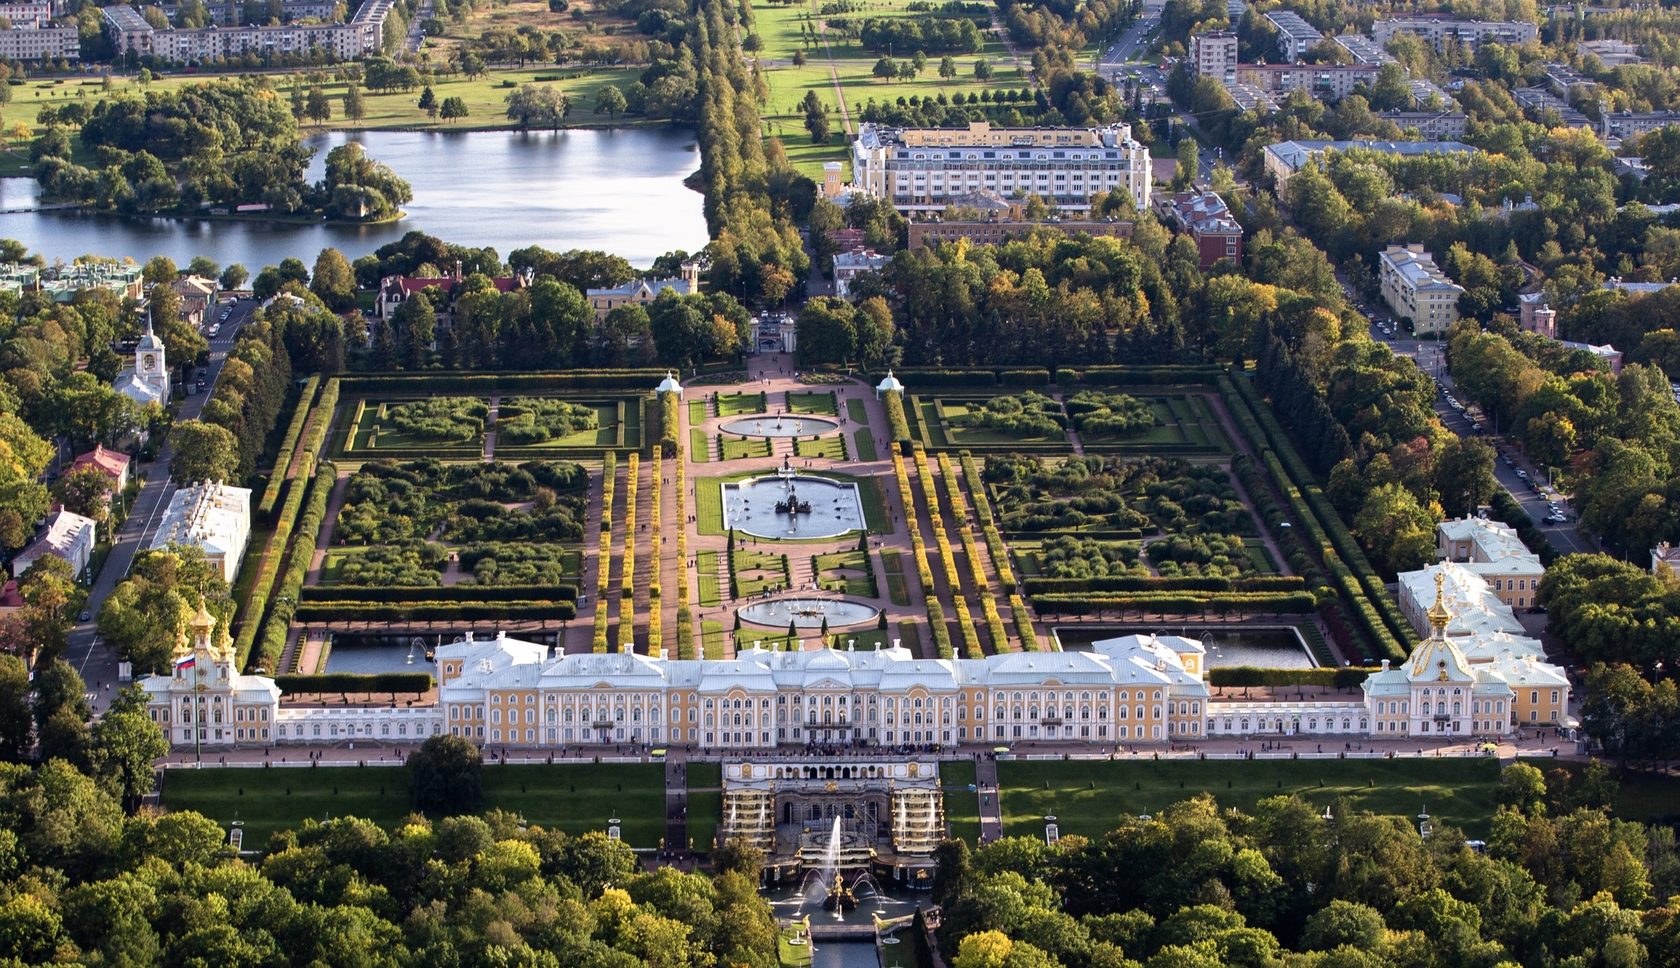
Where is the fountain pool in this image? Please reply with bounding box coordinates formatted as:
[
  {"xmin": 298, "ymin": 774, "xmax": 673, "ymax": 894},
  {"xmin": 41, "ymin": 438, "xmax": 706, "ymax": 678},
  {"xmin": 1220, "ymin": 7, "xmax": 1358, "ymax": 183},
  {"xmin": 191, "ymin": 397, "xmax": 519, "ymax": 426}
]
[
  {"xmin": 1053, "ymin": 625, "xmax": 1320, "ymax": 669},
  {"xmin": 740, "ymin": 598, "xmax": 880, "ymax": 629},
  {"xmin": 720, "ymin": 414, "xmax": 840, "ymax": 437},
  {"xmin": 722, "ymin": 474, "xmax": 865, "ymax": 539}
]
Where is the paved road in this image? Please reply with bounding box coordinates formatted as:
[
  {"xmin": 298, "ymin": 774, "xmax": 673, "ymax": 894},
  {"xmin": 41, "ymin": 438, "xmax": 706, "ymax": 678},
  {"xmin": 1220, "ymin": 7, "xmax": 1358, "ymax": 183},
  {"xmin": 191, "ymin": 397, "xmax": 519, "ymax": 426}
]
[
  {"xmin": 66, "ymin": 299, "xmax": 256, "ymax": 708},
  {"xmin": 1352, "ymin": 303, "xmax": 1596, "ymax": 557}
]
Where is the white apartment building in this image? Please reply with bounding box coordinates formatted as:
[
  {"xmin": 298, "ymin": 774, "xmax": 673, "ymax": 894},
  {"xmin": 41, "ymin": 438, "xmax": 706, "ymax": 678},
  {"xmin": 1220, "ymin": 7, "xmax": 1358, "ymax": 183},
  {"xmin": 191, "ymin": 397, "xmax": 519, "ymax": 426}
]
[
  {"xmin": 1264, "ymin": 10, "xmax": 1323, "ymax": 61},
  {"xmin": 12, "ymin": 508, "xmax": 96, "ymax": 578},
  {"xmin": 0, "ymin": 3, "xmax": 51, "ymax": 26},
  {"xmin": 851, "ymin": 122, "xmax": 1152, "ymax": 215},
  {"xmin": 1334, "ymin": 33, "xmax": 1394, "ymax": 65},
  {"xmin": 1234, "ymin": 63, "xmax": 1380, "ymax": 102},
  {"xmin": 104, "ymin": 0, "xmax": 388, "ymax": 62},
  {"xmin": 1190, "ymin": 30, "xmax": 1238, "ymax": 83},
  {"xmin": 1372, "ymin": 16, "xmax": 1539, "ymax": 52},
  {"xmin": 149, "ymin": 480, "xmax": 252, "ymax": 583},
  {"xmin": 1379, "ymin": 111, "xmax": 1470, "ymax": 139},
  {"xmin": 1379, "ymin": 244, "xmax": 1465, "ymax": 335},
  {"xmin": 0, "ymin": 23, "xmax": 77, "ymax": 59}
]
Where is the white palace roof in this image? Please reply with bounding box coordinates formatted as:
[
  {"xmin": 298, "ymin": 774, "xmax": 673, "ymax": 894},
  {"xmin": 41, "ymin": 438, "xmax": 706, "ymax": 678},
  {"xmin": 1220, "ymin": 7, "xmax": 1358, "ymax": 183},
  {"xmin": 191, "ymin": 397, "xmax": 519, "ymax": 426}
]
[{"xmin": 436, "ymin": 633, "xmax": 1213, "ymax": 700}]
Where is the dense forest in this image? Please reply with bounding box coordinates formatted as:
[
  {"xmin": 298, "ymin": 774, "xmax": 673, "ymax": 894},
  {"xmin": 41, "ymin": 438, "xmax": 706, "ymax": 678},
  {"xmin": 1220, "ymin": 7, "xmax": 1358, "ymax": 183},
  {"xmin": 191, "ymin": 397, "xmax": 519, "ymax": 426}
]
[{"xmin": 934, "ymin": 766, "xmax": 1680, "ymax": 968}]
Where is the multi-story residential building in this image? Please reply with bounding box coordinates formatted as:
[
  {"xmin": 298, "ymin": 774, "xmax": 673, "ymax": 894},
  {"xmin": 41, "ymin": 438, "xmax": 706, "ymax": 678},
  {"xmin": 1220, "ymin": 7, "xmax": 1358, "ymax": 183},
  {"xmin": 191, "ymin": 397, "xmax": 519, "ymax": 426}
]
[
  {"xmin": 1234, "ymin": 62, "xmax": 1380, "ymax": 101},
  {"xmin": 1264, "ymin": 10, "xmax": 1323, "ymax": 61},
  {"xmin": 1226, "ymin": 82, "xmax": 1279, "ymax": 113},
  {"xmin": 1544, "ymin": 62, "xmax": 1597, "ymax": 99},
  {"xmin": 584, "ymin": 261, "xmax": 704, "ymax": 319},
  {"xmin": 1406, "ymin": 78, "xmax": 1457, "ymax": 110},
  {"xmin": 0, "ymin": 23, "xmax": 77, "ymax": 60},
  {"xmin": 104, "ymin": 0, "xmax": 390, "ymax": 62},
  {"xmin": 1262, "ymin": 139, "xmax": 1477, "ymax": 190},
  {"xmin": 1190, "ymin": 30, "xmax": 1238, "ymax": 83},
  {"xmin": 832, "ymin": 251, "xmax": 891, "ymax": 300},
  {"xmin": 1379, "ymin": 243, "xmax": 1465, "ymax": 335},
  {"xmin": 1373, "ymin": 16, "xmax": 1539, "ymax": 52},
  {"xmin": 0, "ymin": 3, "xmax": 52, "ymax": 26},
  {"xmin": 850, "ymin": 122, "xmax": 1152, "ymax": 216},
  {"xmin": 147, "ymin": 581, "xmax": 1572, "ymax": 753},
  {"xmin": 1167, "ymin": 190, "xmax": 1243, "ymax": 268},
  {"xmin": 1378, "ymin": 110, "xmax": 1470, "ymax": 139},
  {"xmin": 71, "ymin": 444, "xmax": 132, "ymax": 493},
  {"xmin": 1511, "ymin": 86, "xmax": 1594, "ymax": 130},
  {"xmin": 1604, "ymin": 111, "xmax": 1680, "ymax": 140},
  {"xmin": 149, "ymin": 481, "xmax": 252, "ymax": 583},
  {"xmin": 1436, "ymin": 517, "xmax": 1545, "ymax": 611},
  {"xmin": 1577, "ymin": 38, "xmax": 1642, "ymax": 66},
  {"xmin": 12, "ymin": 508, "xmax": 97, "ymax": 578},
  {"xmin": 1334, "ymin": 33, "xmax": 1394, "ymax": 65},
  {"xmin": 1518, "ymin": 292, "xmax": 1557, "ymax": 338}
]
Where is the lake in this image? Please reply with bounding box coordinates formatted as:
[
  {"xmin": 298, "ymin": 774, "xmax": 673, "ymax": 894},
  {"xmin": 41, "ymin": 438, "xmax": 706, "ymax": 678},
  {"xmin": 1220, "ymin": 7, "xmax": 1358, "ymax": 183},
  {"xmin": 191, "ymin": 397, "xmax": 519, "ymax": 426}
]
[{"xmin": 0, "ymin": 127, "xmax": 709, "ymax": 270}]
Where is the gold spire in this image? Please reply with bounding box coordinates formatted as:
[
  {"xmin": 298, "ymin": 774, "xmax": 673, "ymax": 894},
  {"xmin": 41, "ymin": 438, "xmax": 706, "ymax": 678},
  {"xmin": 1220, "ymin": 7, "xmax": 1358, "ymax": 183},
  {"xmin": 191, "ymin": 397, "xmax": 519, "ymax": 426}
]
[
  {"xmin": 1426, "ymin": 571, "xmax": 1452, "ymax": 637},
  {"xmin": 190, "ymin": 601, "xmax": 216, "ymax": 632}
]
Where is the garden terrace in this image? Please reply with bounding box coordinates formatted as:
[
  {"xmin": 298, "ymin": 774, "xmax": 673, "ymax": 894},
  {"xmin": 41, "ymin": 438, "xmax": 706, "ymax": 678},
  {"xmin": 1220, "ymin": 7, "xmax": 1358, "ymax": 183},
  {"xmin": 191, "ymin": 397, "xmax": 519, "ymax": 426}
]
[
  {"xmin": 905, "ymin": 390, "xmax": 1232, "ymax": 455},
  {"xmin": 983, "ymin": 455, "xmax": 1254, "ymax": 540}
]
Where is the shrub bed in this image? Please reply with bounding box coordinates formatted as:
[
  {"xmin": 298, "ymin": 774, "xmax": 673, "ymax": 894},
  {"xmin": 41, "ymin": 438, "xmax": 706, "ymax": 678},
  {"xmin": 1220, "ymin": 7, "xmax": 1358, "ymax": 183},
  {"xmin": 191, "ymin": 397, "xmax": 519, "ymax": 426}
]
[
  {"xmin": 257, "ymin": 375, "xmax": 320, "ymax": 518},
  {"xmin": 251, "ymin": 462, "xmax": 336, "ymax": 672},
  {"xmin": 1207, "ymin": 667, "xmax": 1377, "ymax": 688}
]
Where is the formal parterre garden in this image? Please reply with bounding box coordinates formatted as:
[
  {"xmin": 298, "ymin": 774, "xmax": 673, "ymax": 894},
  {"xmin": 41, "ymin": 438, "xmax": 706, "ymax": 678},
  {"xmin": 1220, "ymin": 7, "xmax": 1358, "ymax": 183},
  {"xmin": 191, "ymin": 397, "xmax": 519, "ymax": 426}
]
[
  {"xmin": 335, "ymin": 391, "xmax": 644, "ymax": 460},
  {"xmin": 905, "ymin": 388, "xmax": 1232, "ymax": 455}
]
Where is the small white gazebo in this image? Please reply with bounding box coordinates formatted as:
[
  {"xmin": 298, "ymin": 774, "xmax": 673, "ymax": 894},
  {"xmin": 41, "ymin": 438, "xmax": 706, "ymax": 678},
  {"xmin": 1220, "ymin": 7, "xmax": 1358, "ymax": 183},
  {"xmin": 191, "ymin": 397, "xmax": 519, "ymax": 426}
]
[
  {"xmin": 656, "ymin": 370, "xmax": 683, "ymax": 396},
  {"xmin": 874, "ymin": 369, "xmax": 904, "ymax": 399}
]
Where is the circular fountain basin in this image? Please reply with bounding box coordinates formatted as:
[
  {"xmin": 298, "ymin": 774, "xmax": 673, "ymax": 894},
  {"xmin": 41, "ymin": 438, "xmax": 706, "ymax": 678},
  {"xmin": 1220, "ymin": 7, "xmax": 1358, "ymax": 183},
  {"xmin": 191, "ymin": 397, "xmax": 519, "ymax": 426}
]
[
  {"xmin": 721, "ymin": 474, "xmax": 865, "ymax": 539},
  {"xmin": 720, "ymin": 414, "xmax": 840, "ymax": 437},
  {"xmin": 740, "ymin": 597, "xmax": 880, "ymax": 629}
]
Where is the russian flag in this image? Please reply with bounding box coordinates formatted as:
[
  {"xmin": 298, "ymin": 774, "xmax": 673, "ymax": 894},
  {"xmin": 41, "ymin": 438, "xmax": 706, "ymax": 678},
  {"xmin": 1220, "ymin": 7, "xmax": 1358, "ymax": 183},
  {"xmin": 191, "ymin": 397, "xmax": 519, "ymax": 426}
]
[{"xmin": 174, "ymin": 655, "xmax": 196, "ymax": 672}]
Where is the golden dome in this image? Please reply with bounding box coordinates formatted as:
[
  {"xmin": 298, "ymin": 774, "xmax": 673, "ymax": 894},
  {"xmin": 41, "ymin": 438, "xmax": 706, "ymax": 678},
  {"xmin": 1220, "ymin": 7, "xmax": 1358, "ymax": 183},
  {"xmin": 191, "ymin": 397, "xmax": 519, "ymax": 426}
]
[{"xmin": 1426, "ymin": 571, "xmax": 1452, "ymax": 636}]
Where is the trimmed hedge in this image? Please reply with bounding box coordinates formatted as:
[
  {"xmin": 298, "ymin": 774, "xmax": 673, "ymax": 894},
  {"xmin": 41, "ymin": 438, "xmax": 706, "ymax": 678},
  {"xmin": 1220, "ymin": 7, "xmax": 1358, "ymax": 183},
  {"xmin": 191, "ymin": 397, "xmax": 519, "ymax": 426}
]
[
  {"xmin": 275, "ymin": 672, "xmax": 433, "ymax": 695},
  {"xmin": 883, "ymin": 389, "xmax": 911, "ymax": 453},
  {"xmin": 657, "ymin": 389, "xmax": 680, "ymax": 458},
  {"xmin": 233, "ymin": 450, "xmax": 318, "ymax": 671},
  {"xmin": 294, "ymin": 601, "xmax": 577, "ymax": 622},
  {"xmin": 1029, "ymin": 590, "xmax": 1319, "ymax": 615},
  {"xmin": 339, "ymin": 370, "xmax": 668, "ymax": 393},
  {"xmin": 257, "ymin": 375, "xmax": 320, "ymax": 518},
  {"xmin": 1207, "ymin": 666, "xmax": 1377, "ymax": 688},
  {"xmin": 960, "ymin": 453, "xmax": 1016, "ymax": 593},
  {"xmin": 253, "ymin": 460, "xmax": 337, "ymax": 672},
  {"xmin": 1021, "ymin": 575, "xmax": 1308, "ymax": 594},
  {"xmin": 1009, "ymin": 594, "xmax": 1038, "ymax": 651},
  {"xmin": 926, "ymin": 600, "xmax": 953, "ymax": 659},
  {"xmin": 300, "ymin": 584, "xmax": 579, "ymax": 603}
]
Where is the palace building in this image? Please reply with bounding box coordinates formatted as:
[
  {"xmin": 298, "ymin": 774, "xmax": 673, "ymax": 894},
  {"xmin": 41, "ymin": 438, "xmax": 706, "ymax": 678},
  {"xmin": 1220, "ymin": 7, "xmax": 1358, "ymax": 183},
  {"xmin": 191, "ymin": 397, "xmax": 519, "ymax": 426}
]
[{"xmin": 149, "ymin": 578, "xmax": 1572, "ymax": 750}]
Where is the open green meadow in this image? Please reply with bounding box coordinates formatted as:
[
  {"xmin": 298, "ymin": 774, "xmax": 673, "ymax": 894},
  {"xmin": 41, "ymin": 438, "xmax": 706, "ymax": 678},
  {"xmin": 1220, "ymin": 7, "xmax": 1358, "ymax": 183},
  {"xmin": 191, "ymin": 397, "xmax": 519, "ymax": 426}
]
[
  {"xmin": 687, "ymin": 761, "xmax": 723, "ymax": 852},
  {"xmin": 940, "ymin": 758, "xmax": 980, "ymax": 843},
  {"xmin": 752, "ymin": 0, "xmax": 1031, "ymax": 177},
  {"xmin": 163, "ymin": 762, "xmax": 668, "ymax": 848},
  {"xmin": 993, "ymin": 757, "xmax": 1503, "ymax": 839}
]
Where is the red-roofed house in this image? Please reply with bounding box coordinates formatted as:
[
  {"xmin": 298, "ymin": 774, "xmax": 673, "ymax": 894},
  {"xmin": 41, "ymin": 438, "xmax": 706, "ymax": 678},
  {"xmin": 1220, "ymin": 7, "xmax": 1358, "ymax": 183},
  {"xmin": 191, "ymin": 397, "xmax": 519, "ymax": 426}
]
[
  {"xmin": 374, "ymin": 272, "xmax": 528, "ymax": 320},
  {"xmin": 1168, "ymin": 190, "xmax": 1244, "ymax": 269},
  {"xmin": 70, "ymin": 444, "xmax": 131, "ymax": 492}
]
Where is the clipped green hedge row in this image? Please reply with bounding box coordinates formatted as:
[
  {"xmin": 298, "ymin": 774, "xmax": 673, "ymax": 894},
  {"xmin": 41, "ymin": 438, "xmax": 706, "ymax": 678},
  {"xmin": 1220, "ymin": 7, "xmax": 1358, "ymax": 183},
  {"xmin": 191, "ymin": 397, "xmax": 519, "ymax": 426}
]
[
  {"xmin": 275, "ymin": 672, "xmax": 433, "ymax": 695},
  {"xmin": 1228, "ymin": 372, "xmax": 1414, "ymax": 658},
  {"xmin": 958, "ymin": 453, "xmax": 1018, "ymax": 594},
  {"xmin": 1008, "ymin": 594, "xmax": 1038, "ymax": 651},
  {"xmin": 232, "ymin": 450, "xmax": 318, "ymax": 671},
  {"xmin": 1207, "ymin": 666, "xmax": 1377, "ymax": 688},
  {"xmin": 300, "ymin": 584, "xmax": 579, "ymax": 603},
  {"xmin": 883, "ymin": 389, "xmax": 912, "ymax": 452},
  {"xmin": 1021, "ymin": 575, "xmax": 1309, "ymax": 594},
  {"xmin": 252, "ymin": 460, "xmax": 337, "ymax": 673},
  {"xmin": 257, "ymin": 375, "xmax": 320, "ymax": 518},
  {"xmin": 293, "ymin": 601, "xmax": 577, "ymax": 622},
  {"xmin": 657, "ymin": 389, "xmax": 680, "ymax": 457},
  {"xmin": 340, "ymin": 371, "xmax": 666, "ymax": 393},
  {"xmin": 1056, "ymin": 365, "xmax": 1224, "ymax": 386},
  {"xmin": 926, "ymin": 600, "xmax": 953, "ymax": 659},
  {"xmin": 1029, "ymin": 590, "xmax": 1319, "ymax": 615}
]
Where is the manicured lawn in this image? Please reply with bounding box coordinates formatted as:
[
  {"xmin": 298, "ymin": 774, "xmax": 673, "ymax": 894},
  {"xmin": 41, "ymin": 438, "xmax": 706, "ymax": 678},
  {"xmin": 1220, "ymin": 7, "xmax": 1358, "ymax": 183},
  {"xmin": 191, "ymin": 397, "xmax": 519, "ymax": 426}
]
[
  {"xmin": 687, "ymin": 760, "xmax": 722, "ymax": 852},
  {"xmin": 814, "ymin": 548, "xmax": 873, "ymax": 595},
  {"xmin": 853, "ymin": 427, "xmax": 879, "ymax": 462},
  {"xmin": 786, "ymin": 390, "xmax": 838, "ymax": 415},
  {"xmin": 941, "ymin": 759, "xmax": 980, "ymax": 843},
  {"xmin": 846, "ymin": 398, "xmax": 869, "ymax": 424},
  {"xmin": 721, "ymin": 436, "xmax": 774, "ymax": 460},
  {"xmin": 717, "ymin": 392, "xmax": 768, "ymax": 417},
  {"xmin": 881, "ymin": 550, "xmax": 910, "ymax": 606},
  {"xmin": 995, "ymin": 758, "xmax": 1503, "ymax": 838},
  {"xmin": 697, "ymin": 550, "xmax": 723, "ymax": 606},
  {"xmin": 733, "ymin": 549, "xmax": 790, "ymax": 596},
  {"xmin": 689, "ymin": 428, "xmax": 710, "ymax": 461},
  {"xmin": 793, "ymin": 434, "xmax": 848, "ymax": 460},
  {"xmin": 701, "ymin": 620, "xmax": 728, "ymax": 658},
  {"xmin": 163, "ymin": 762, "xmax": 668, "ymax": 848},
  {"xmin": 689, "ymin": 399, "xmax": 709, "ymax": 424}
]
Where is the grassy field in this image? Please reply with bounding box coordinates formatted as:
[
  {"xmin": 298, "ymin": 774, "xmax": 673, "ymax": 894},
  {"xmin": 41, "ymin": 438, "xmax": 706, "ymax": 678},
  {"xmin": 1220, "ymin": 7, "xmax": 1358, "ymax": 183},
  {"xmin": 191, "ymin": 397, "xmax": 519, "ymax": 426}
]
[
  {"xmin": 786, "ymin": 390, "xmax": 838, "ymax": 415},
  {"xmin": 853, "ymin": 428, "xmax": 879, "ymax": 462},
  {"xmin": 163, "ymin": 762, "xmax": 668, "ymax": 848},
  {"xmin": 721, "ymin": 436, "xmax": 775, "ymax": 461},
  {"xmin": 717, "ymin": 391, "xmax": 768, "ymax": 417},
  {"xmin": 941, "ymin": 758, "xmax": 980, "ymax": 843},
  {"xmin": 690, "ymin": 428, "xmax": 710, "ymax": 461},
  {"xmin": 793, "ymin": 434, "xmax": 848, "ymax": 460},
  {"xmin": 752, "ymin": 0, "xmax": 1031, "ymax": 177},
  {"xmin": 687, "ymin": 761, "xmax": 723, "ymax": 852},
  {"xmin": 697, "ymin": 550, "xmax": 723, "ymax": 606},
  {"xmin": 994, "ymin": 758, "xmax": 1504, "ymax": 839}
]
